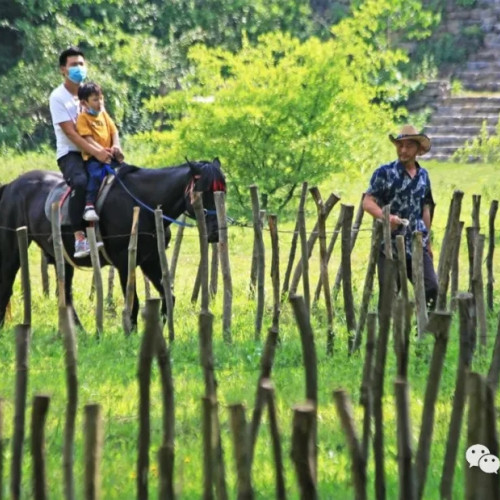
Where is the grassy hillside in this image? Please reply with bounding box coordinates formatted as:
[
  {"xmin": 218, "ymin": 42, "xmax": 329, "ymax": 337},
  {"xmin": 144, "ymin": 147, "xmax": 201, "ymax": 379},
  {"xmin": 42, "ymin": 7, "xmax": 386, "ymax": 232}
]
[{"xmin": 0, "ymin": 151, "xmax": 498, "ymax": 498}]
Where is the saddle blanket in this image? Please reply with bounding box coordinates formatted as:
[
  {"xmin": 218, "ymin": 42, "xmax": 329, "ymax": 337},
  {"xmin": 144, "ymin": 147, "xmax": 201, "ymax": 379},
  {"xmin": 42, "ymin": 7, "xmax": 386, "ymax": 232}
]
[{"xmin": 44, "ymin": 172, "xmax": 116, "ymax": 226}]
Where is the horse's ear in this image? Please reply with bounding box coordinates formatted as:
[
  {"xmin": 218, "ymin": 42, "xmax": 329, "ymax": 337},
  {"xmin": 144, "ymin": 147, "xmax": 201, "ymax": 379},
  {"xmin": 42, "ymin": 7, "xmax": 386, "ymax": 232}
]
[
  {"xmin": 212, "ymin": 157, "xmax": 221, "ymax": 168},
  {"xmin": 185, "ymin": 156, "xmax": 201, "ymax": 176}
]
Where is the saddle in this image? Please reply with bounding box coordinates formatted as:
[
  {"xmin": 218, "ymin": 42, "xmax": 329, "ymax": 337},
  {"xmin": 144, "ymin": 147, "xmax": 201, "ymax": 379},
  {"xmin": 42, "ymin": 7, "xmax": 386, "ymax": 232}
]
[{"xmin": 44, "ymin": 169, "xmax": 117, "ymax": 225}]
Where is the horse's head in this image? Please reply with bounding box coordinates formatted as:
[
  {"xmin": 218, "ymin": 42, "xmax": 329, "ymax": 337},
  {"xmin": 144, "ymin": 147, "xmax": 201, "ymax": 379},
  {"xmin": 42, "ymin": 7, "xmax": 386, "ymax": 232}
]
[{"xmin": 185, "ymin": 158, "xmax": 226, "ymax": 242}]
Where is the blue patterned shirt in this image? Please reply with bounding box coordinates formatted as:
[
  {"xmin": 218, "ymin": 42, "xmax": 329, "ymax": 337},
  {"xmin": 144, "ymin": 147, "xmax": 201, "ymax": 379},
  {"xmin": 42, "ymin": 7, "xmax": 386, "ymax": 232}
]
[{"xmin": 366, "ymin": 159, "xmax": 434, "ymax": 255}]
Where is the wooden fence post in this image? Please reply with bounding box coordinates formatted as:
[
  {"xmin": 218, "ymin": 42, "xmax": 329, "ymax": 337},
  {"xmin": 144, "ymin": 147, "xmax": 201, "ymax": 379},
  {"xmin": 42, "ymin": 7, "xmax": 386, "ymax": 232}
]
[
  {"xmin": 210, "ymin": 243, "xmax": 219, "ymax": 297},
  {"xmin": 395, "ymin": 235, "xmax": 408, "ymax": 302},
  {"xmin": 466, "ymin": 226, "xmax": 478, "ymax": 293},
  {"xmin": 472, "ymin": 234, "xmax": 487, "ymax": 348},
  {"xmin": 192, "ymin": 192, "xmax": 211, "ymax": 312},
  {"xmin": 487, "ymin": 200, "xmax": 498, "ymax": 310},
  {"xmin": 412, "ymin": 232, "xmax": 428, "ymax": 338},
  {"xmin": 281, "ymin": 214, "xmax": 300, "ymax": 302},
  {"xmin": 415, "ymin": 312, "xmax": 452, "ymax": 500},
  {"xmin": 450, "ymin": 221, "xmax": 464, "ymax": 312},
  {"xmin": 123, "ymin": 206, "xmax": 140, "ymax": 335},
  {"xmin": 372, "ymin": 258, "xmax": 396, "ymax": 500},
  {"xmin": 340, "ymin": 204, "xmax": 356, "ymax": 338},
  {"xmin": 471, "ymin": 194, "xmax": 481, "ymax": 230},
  {"xmin": 154, "ymin": 209, "xmax": 175, "ymax": 343},
  {"xmin": 331, "ymin": 194, "xmax": 365, "ymax": 301},
  {"xmin": 289, "ymin": 295, "xmax": 317, "ymax": 472},
  {"xmin": 333, "ymin": 390, "xmax": 366, "ymax": 500},
  {"xmin": 466, "ymin": 372, "xmax": 500, "ymax": 500},
  {"xmin": 310, "ymin": 187, "xmax": 334, "ymax": 355},
  {"xmin": 289, "ymin": 296, "xmax": 318, "ymax": 405},
  {"xmin": 214, "ymin": 192, "xmax": 233, "ymax": 342},
  {"xmin": 261, "ymin": 379, "xmax": 286, "ymax": 500},
  {"xmin": 440, "ymin": 293, "xmax": 475, "ymax": 500},
  {"xmin": 84, "ymin": 404, "xmax": 103, "ymax": 500},
  {"xmin": 16, "ymin": 227, "xmax": 31, "ymax": 326},
  {"xmin": 360, "ymin": 312, "xmax": 377, "ymax": 462},
  {"xmin": 202, "ymin": 396, "xmax": 214, "ymax": 500},
  {"xmin": 50, "ymin": 203, "xmax": 66, "ymax": 307},
  {"xmin": 156, "ymin": 307, "xmax": 176, "ymax": 500},
  {"xmin": 289, "ymin": 192, "xmax": 341, "ymax": 298},
  {"xmin": 137, "ymin": 299, "xmax": 158, "ymax": 500},
  {"xmin": 291, "ymin": 402, "xmax": 317, "ymax": 500},
  {"xmin": 106, "ymin": 267, "xmax": 115, "ymax": 310},
  {"xmin": 313, "ymin": 204, "xmax": 344, "ymax": 303},
  {"xmin": 268, "ymin": 215, "xmax": 281, "ymax": 331},
  {"xmin": 250, "ymin": 186, "xmax": 265, "ymax": 339},
  {"xmin": 394, "ymin": 379, "xmax": 414, "ymax": 500},
  {"xmin": 228, "ymin": 404, "xmax": 253, "ymax": 500},
  {"xmin": 170, "ymin": 214, "xmax": 186, "ymax": 287},
  {"xmin": 436, "ymin": 191, "xmax": 464, "ymax": 311},
  {"xmin": 249, "ymin": 327, "xmax": 280, "ymax": 467},
  {"xmin": 487, "ymin": 313, "xmax": 500, "ymax": 392},
  {"xmin": 59, "ymin": 306, "xmax": 78, "ymax": 500},
  {"xmin": 32, "ymin": 394, "xmax": 50, "ymax": 500},
  {"xmin": 10, "ymin": 324, "xmax": 30, "ymax": 500},
  {"xmin": 86, "ymin": 227, "xmax": 103, "ymax": 338},
  {"xmin": 351, "ymin": 221, "xmax": 383, "ymax": 354}
]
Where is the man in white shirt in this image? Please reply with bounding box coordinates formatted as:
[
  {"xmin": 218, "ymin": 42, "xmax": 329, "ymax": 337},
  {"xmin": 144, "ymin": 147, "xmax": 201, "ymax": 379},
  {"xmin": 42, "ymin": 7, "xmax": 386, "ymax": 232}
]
[{"xmin": 49, "ymin": 46, "xmax": 112, "ymax": 257}]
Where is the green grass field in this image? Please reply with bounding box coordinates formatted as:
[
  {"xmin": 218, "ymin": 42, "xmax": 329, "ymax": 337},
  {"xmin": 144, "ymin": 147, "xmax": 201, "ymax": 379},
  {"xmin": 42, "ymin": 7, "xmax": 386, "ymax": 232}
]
[{"xmin": 0, "ymin": 151, "xmax": 499, "ymax": 498}]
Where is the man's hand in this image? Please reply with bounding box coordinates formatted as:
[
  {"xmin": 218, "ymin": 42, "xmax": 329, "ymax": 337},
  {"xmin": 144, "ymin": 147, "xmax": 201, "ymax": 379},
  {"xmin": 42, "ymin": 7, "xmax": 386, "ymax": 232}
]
[
  {"xmin": 95, "ymin": 148, "xmax": 113, "ymax": 164},
  {"xmin": 111, "ymin": 146, "xmax": 125, "ymax": 163},
  {"xmin": 389, "ymin": 214, "xmax": 402, "ymax": 230}
]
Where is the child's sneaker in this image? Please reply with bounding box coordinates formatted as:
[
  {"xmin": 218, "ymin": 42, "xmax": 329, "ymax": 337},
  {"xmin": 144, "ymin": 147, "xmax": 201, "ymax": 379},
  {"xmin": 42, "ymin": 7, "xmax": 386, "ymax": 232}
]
[
  {"xmin": 83, "ymin": 205, "xmax": 99, "ymax": 222},
  {"xmin": 74, "ymin": 238, "xmax": 91, "ymax": 258}
]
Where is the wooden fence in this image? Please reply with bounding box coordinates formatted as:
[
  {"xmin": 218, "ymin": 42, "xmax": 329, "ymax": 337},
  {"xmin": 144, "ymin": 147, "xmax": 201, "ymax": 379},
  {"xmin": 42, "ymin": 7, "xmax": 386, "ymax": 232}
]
[{"xmin": 0, "ymin": 184, "xmax": 499, "ymax": 499}]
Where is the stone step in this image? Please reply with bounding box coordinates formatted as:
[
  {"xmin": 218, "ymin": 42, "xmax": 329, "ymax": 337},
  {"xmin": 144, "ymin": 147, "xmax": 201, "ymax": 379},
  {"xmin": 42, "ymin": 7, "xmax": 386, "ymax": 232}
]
[
  {"xmin": 463, "ymin": 81, "xmax": 500, "ymax": 91},
  {"xmin": 441, "ymin": 95, "xmax": 500, "ymax": 106},
  {"xmin": 424, "ymin": 145, "xmax": 462, "ymax": 156},
  {"xmin": 421, "ymin": 152, "xmax": 459, "ymax": 162},
  {"xmin": 471, "ymin": 49, "xmax": 500, "ymax": 61},
  {"xmin": 431, "ymin": 115, "xmax": 499, "ymax": 126},
  {"xmin": 429, "ymin": 135, "xmax": 478, "ymax": 147},
  {"xmin": 457, "ymin": 70, "xmax": 500, "ymax": 84},
  {"xmin": 464, "ymin": 61, "xmax": 500, "ymax": 71},
  {"xmin": 437, "ymin": 104, "xmax": 500, "ymax": 115},
  {"xmin": 425, "ymin": 124, "xmax": 497, "ymax": 135}
]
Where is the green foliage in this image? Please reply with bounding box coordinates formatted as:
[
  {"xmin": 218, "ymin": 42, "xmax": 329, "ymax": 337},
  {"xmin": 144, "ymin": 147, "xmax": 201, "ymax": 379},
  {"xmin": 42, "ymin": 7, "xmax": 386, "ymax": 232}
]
[
  {"xmin": 138, "ymin": 32, "xmax": 396, "ymax": 212},
  {"xmin": 452, "ymin": 119, "xmax": 500, "ymax": 163},
  {"xmin": 135, "ymin": 0, "xmax": 439, "ymax": 212}
]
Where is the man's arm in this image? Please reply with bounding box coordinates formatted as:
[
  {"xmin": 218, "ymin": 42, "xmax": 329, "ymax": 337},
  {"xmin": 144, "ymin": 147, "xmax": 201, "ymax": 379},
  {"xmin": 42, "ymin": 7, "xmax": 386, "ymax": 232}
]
[
  {"xmin": 60, "ymin": 121, "xmax": 112, "ymax": 163},
  {"xmin": 363, "ymin": 194, "xmax": 402, "ymax": 229}
]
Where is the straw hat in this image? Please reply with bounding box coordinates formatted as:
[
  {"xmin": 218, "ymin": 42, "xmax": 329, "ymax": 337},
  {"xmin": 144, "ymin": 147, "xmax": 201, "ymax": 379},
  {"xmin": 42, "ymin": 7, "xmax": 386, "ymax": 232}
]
[{"xmin": 389, "ymin": 124, "xmax": 431, "ymax": 155}]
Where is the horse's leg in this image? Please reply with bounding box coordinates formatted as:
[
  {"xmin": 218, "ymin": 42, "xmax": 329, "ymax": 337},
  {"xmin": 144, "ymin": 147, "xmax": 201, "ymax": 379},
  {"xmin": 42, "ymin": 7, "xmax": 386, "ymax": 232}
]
[
  {"xmin": 115, "ymin": 252, "xmax": 140, "ymax": 331},
  {"xmin": 140, "ymin": 257, "xmax": 172, "ymax": 321},
  {"xmin": 63, "ymin": 263, "xmax": 85, "ymax": 332},
  {"xmin": 0, "ymin": 244, "xmax": 21, "ymax": 328}
]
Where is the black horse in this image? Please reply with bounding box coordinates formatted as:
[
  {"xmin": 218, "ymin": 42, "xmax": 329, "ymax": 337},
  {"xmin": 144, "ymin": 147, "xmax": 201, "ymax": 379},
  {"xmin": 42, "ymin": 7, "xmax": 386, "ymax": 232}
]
[{"xmin": 0, "ymin": 159, "xmax": 226, "ymax": 329}]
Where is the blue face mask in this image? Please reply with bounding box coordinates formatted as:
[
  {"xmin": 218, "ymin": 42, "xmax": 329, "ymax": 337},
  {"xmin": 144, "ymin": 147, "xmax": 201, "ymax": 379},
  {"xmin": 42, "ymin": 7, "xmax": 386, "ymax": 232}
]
[
  {"xmin": 86, "ymin": 107, "xmax": 100, "ymax": 117},
  {"xmin": 67, "ymin": 65, "xmax": 87, "ymax": 84}
]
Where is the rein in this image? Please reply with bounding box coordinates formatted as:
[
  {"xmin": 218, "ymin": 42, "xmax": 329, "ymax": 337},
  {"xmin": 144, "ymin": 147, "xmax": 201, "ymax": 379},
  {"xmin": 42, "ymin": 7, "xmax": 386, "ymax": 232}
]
[{"xmin": 103, "ymin": 164, "xmax": 195, "ymax": 227}]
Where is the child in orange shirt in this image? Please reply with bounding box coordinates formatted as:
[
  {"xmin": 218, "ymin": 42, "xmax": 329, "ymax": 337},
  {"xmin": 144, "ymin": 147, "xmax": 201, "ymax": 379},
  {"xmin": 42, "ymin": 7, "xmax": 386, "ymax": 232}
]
[{"xmin": 76, "ymin": 82, "xmax": 124, "ymax": 221}]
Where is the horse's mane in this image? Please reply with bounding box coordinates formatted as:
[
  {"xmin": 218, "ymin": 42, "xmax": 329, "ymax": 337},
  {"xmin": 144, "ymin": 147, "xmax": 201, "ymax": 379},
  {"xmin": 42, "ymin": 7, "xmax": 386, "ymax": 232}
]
[
  {"xmin": 117, "ymin": 160, "xmax": 225, "ymax": 186},
  {"xmin": 0, "ymin": 184, "xmax": 5, "ymax": 203}
]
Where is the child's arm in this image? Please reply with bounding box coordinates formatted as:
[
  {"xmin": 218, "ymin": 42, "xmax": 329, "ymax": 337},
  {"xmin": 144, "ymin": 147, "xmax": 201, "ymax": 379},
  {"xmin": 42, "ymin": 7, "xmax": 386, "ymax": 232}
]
[
  {"xmin": 111, "ymin": 131, "xmax": 124, "ymax": 163},
  {"xmin": 81, "ymin": 134, "xmax": 107, "ymax": 153}
]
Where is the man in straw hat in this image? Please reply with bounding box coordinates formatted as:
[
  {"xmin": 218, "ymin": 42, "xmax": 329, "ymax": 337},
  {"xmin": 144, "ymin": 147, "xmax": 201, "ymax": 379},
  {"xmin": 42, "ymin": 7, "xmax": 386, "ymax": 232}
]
[{"xmin": 362, "ymin": 124, "xmax": 438, "ymax": 309}]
